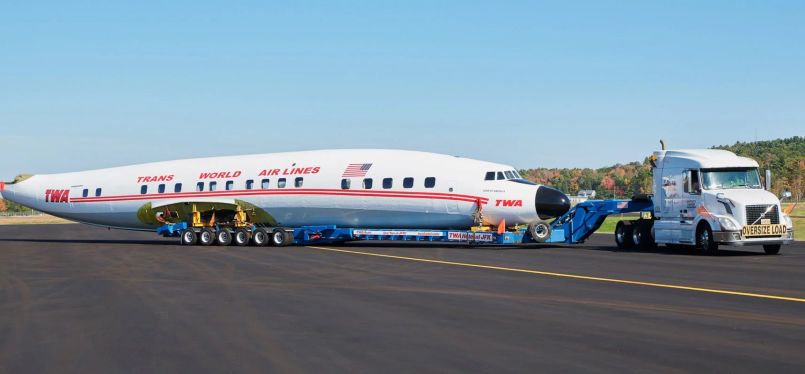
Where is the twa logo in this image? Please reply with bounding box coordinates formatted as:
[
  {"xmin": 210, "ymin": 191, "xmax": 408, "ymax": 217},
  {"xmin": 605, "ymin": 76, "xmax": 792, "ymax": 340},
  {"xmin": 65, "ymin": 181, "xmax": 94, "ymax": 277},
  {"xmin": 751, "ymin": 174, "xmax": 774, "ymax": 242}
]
[
  {"xmin": 45, "ymin": 189, "xmax": 70, "ymax": 203},
  {"xmin": 495, "ymin": 199, "xmax": 523, "ymax": 207}
]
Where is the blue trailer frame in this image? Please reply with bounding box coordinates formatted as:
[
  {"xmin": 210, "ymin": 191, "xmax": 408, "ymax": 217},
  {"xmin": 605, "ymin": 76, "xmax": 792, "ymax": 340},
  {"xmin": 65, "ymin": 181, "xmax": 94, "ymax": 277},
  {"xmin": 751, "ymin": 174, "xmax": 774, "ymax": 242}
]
[{"xmin": 156, "ymin": 198, "xmax": 655, "ymax": 246}]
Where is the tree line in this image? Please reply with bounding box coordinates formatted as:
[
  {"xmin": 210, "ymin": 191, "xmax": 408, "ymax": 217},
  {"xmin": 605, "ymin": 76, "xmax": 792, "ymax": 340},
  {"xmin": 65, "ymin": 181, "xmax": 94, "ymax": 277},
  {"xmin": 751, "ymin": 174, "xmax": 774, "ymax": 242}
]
[{"xmin": 521, "ymin": 136, "xmax": 804, "ymax": 200}]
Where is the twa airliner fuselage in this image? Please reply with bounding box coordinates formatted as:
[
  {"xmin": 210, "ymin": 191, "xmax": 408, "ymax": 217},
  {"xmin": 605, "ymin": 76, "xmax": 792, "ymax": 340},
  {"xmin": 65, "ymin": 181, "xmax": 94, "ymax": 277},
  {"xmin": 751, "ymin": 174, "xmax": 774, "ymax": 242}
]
[{"xmin": 1, "ymin": 149, "xmax": 571, "ymax": 243}]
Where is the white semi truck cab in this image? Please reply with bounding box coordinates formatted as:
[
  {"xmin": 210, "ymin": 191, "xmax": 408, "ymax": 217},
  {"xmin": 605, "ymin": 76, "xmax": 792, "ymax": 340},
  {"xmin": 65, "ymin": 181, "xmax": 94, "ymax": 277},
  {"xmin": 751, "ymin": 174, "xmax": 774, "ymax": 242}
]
[{"xmin": 644, "ymin": 149, "xmax": 794, "ymax": 254}]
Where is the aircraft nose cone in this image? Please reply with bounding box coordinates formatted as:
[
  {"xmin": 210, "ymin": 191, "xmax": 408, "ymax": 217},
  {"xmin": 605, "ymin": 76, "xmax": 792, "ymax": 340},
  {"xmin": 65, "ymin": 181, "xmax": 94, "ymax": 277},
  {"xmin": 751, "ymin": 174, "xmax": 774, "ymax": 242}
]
[{"xmin": 535, "ymin": 186, "xmax": 571, "ymax": 220}]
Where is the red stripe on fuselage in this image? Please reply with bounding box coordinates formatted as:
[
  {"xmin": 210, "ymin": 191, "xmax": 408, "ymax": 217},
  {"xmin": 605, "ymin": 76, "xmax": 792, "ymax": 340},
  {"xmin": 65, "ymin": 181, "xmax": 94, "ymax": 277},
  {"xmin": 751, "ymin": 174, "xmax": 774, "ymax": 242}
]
[{"xmin": 69, "ymin": 188, "xmax": 490, "ymax": 204}]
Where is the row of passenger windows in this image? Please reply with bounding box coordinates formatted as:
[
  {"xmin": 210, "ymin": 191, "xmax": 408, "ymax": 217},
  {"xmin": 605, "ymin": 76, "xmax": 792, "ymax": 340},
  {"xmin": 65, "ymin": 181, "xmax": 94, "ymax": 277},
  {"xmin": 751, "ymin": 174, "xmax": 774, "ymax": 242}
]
[
  {"xmin": 484, "ymin": 170, "xmax": 522, "ymax": 181},
  {"xmin": 138, "ymin": 176, "xmax": 440, "ymax": 194},
  {"xmin": 82, "ymin": 188, "xmax": 103, "ymax": 197},
  {"xmin": 140, "ymin": 178, "xmax": 306, "ymax": 195},
  {"xmin": 341, "ymin": 177, "xmax": 436, "ymax": 190}
]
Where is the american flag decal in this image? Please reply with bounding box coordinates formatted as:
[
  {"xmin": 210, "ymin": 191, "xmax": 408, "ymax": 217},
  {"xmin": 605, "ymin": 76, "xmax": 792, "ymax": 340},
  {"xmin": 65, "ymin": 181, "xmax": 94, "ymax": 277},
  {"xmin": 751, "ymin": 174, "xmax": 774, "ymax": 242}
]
[{"xmin": 342, "ymin": 163, "xmax": 373, "ymax": 177}]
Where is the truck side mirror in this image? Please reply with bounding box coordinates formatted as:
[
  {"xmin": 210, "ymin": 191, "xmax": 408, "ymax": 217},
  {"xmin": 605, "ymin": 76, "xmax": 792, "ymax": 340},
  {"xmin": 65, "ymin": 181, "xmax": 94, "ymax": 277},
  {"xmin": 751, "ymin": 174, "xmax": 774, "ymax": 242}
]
[{"xmin": 782, "ymin": 191, "xmax": 792, "ymax": 199}]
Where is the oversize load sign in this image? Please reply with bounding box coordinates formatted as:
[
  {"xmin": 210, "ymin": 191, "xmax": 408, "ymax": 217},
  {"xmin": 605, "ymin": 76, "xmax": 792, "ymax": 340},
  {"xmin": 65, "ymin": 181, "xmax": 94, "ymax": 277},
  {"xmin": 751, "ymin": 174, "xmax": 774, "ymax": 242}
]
[
  {"xmin": 742, "ymin": 224, "xmax": 787, "ymax": 237},
  {"xmin": 447, "ymin": 232, "xmax": 495, "ymax": 242}
]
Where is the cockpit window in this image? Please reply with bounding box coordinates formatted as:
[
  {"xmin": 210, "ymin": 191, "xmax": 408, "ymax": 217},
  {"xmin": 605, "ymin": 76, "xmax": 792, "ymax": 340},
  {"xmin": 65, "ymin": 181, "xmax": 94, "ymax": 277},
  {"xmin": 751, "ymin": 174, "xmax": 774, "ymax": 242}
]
[
  {"xmin": 504, "ymin": 171, "xmax": 515, "ymax": 179},
  {"xmin": 484, "ymin": 171, "xmax": 495, "ymax": 181},
  {"xmin": 512, "ymin": 170, "xmax": 522, "ymax": 178},
  {"xmin": 497, "ymin": 172, "xmax": 505, "ymax": 180}
]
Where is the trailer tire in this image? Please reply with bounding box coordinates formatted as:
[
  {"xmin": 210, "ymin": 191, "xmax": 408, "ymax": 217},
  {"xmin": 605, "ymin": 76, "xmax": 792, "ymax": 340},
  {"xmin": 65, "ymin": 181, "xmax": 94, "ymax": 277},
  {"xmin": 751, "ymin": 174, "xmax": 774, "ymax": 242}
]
[
  {"xmin": 271, "ymin": 229, "xmax": 293, "ymax": 247},
  {"xmin": 180, "ymin": 229, "xmax": 197, "ymax": 246},
  {"xmin": 763, "ymin": 244, "xmax": 781, "ymax": 255},
  {"xmin": 216, "ymin": 229, "xmax": 232, "ymax": 246},
  {"xmin": 696, "ymin": 223, "xmax": 718, "ymax": 255},
  {"xmin": 615, "ymin": 221, "xmax": 634, "ymax": 250},
  {"xmin": 252, "ymin": 228, "xmax": 269, "ymax": 247},
  {"xmin": 234, "ymin": 228, "xmax": 251, "ymax": 246},
  {"xmin": 199, "ymin": 228, "xmax": 215, "ymax": 246},
  {"xmin": 528, "ymin": 220, "xmax": 551, "ymax": 243}
]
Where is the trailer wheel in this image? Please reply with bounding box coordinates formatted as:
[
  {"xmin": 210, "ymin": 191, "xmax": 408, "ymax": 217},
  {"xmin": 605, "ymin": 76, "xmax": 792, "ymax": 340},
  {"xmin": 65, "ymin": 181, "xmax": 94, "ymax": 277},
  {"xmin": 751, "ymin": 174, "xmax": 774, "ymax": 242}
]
[
  {"xmin": 233, "ymin": 228, "xmax": 251, "ymax": 246},
  {"xmin": 763, "ymin": 244, "xmax": 781, "ymax": 255},
  {"xmin": 696, "ymin": 223, "xmax": 718, "ymax": 255},
  {"xmin": 528, "ymin": 220, "xmax": 551, "ymax": 243},
  {"xmin": 180, "ymin": 229, "xmax": 197, "ymax": 246},
  {"xmin": 252, "ymin": 228, "xmax": 269, "ymax": 247},
  {"xmin": 272, "ymin": 229, "xmax": 293, "ymax": 247},
  {"xmin": 615, "ymin": 221, "xmax": 634, "ymax": 250},
  {"xmin": 216, "ymin": 229, "xmax": 233, "ymax": 246},
  {"xmin": 199, "ymin": 228, "xmax": 215, "ymax": 246}
]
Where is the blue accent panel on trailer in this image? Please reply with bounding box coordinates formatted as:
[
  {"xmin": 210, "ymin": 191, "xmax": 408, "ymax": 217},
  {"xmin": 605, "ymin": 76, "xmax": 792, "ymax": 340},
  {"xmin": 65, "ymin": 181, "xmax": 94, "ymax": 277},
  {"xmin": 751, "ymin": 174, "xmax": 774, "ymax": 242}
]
[
  {"xmin": 550, "ymin": 198, "xmax": 654, "ymax": 244},
  {"xmin": 156, "ymin": 222, "xmax": 188, "ymax": 237}
]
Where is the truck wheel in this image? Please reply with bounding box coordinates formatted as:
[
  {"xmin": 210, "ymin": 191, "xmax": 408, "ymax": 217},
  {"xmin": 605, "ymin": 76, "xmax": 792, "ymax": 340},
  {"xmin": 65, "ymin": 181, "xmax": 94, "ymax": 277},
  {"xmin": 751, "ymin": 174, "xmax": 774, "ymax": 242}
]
[
  {"xmin": 763, "ymin": 244, "xmax": 781, "ymax": 255},
  {"xmin": 696, "ymin": 224, "xmax": 718, "ymax": 255},
  {"xmin": 632, "ymin": 221, "xmax": 655, "ymax": 249},
  {"xmin": 528, "ymin": 220, "xmax": 551, "ymax": 243},
  {"xmin": 216, "ymin": 229, "xmax": 233, "ymax": 246},
  {"xmin": 272, "ymin": 229, "xmax": 293, "ymax": 247},
  {"xmin": 199, "ymin": 228, "xmax": 215, "ymax": 246},
  {"xmin": 180, "ymin": 229, "xmax": 197, "ymax": 246},
  {"xmin": 252, "ymin": 228, "xmax": 269, "ymax": 247},
  {"xmin": 615, "ymin": 221, "xmax": 634, "ymax": 250},
  {"xmin": 233, "ymin": 228, "xmax": 251, "ymax": 246}
]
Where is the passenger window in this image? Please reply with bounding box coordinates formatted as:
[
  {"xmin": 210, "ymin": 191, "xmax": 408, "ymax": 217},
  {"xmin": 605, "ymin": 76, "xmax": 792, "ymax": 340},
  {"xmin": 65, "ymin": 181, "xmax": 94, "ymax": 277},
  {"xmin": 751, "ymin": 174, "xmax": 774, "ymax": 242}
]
[
  {"xmin": 209, "ymin": 181, "xmax": 217, "ymax": 191},
  {"xmin": 278, "ymin": 178, "xmax": 286, "ymax": 188},
  {"xmin": 158, "ymin": 184, "xmax": 166, "ymax": 193},
  {"xmin": 403, "ymin": 177, "xmax": 414, "ymax": 188},
  {"xmin": 497, "ymin": 172, "xmax": 505, "ymax": 180},
  {"xmin": 261, "ymin": 179, "xmax": 270, "ymax": 189},
  {"xmin": 485, "ymin": 172, "xmax": 495, "ymax": 181},
  {"xmin": 383, "ymin": 178, "xmax": 393, "ymax": 189},
  {"xmin": 141, "ymin": 185, "xmax": 148, "ymax": 194},
  {"xmin": 504, "ymin": 171, "xmax": 515, "ymax": 179},
  {"xmin": 363, "ymin": 178, "xmax": 373, "ymax": 189},
  {"xmin": 82, "ymin": 189, "xmax": 89, "ymax": 198},
  {"xmin": 295, "ymin": 177, "xmax": 303, "ymax": 188},
  {"xmin": 95, "ymin": 188, "xmax": 102, "ymax": 197},
  {"xmin": 424, "ymin": 177, "xmax": 436, "ymax": 188},
  {"xmin": 196, "ymin": 182, "xmax": 204, "ymax": 192},
  {"xmin": 246, "ymin": 179, "xmax": 254, "ymax": 190},
  {"xmin": 226, "ymin": 181, "xmax": 234, "ymax": 191},
  {"xmin": 174, "ymin": 183, "xmax": 182, "ymax": 193},
  {"xmin": 341, "ymin": 179, "xmax": 351, "ymax": 189}
]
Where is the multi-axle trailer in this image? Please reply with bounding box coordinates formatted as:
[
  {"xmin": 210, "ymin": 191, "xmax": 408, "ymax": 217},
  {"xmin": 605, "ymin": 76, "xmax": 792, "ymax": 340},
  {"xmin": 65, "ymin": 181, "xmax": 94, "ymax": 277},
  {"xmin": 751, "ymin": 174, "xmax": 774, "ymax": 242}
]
[{"xmin": 156, "ymin": 197, "xmax": 654, "ymax": 248}]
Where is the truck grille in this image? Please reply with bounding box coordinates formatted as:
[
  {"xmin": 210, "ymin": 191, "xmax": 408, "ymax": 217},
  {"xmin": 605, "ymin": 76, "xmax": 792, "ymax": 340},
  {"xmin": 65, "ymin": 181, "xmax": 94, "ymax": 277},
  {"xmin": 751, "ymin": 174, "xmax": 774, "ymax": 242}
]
[{"xmin": 745, "ymin": 205, "xmax": 779, "ymax": 225}]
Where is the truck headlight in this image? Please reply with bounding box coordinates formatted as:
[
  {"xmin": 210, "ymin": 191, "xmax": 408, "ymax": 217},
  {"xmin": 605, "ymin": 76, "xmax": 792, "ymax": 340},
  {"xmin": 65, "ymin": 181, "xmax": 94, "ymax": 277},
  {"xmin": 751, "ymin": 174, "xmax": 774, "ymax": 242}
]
[{"xmin": 718, "ymin": 216, "xmax": 740, "ymax": 231}]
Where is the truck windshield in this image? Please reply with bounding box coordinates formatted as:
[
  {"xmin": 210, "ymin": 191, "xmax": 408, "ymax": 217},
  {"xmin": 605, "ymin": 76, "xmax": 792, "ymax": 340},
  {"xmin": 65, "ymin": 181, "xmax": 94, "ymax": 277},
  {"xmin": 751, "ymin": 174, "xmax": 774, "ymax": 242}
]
[{"xmin": 701, "ymin": 168, "xmax": 762, "ymax": 190}]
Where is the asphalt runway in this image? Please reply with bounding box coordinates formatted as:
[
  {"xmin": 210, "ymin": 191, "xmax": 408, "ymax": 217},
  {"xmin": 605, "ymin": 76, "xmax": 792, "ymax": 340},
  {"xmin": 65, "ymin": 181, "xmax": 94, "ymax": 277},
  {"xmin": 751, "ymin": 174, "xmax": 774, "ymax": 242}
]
[{"xmin": 1, "ymin": 224, "xmax": 804, "ymax": 373}]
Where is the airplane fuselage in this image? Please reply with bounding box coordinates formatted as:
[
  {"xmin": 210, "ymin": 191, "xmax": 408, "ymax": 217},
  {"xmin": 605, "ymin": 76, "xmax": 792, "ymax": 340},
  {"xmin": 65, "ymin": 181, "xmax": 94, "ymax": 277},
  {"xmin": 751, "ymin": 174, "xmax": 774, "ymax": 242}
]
[{"xmin": 1, "ymin": 149, "xmax": 571, "ymax": 231}]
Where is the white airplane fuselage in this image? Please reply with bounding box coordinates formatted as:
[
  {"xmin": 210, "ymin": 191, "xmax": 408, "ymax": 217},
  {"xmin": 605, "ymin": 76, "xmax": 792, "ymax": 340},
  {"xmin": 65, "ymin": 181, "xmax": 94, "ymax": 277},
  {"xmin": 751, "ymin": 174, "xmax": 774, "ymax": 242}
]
[{"xmin": 0, "ymin": 149, "xmax": 570, "ymax": 231}]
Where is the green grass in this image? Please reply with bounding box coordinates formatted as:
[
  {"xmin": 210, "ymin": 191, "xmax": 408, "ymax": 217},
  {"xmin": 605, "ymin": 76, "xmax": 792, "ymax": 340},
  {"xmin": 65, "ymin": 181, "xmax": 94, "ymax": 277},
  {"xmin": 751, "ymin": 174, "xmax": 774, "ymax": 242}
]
[{"xmin": 0, "ymin": 215, "xmax": 75, "ymax": 225}]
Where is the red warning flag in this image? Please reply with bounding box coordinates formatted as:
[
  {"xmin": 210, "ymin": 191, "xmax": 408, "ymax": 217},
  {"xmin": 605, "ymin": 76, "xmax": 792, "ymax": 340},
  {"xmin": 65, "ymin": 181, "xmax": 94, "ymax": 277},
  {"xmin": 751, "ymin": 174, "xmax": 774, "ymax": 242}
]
[{"xmin": 497, "ymin": 219, "xmax": 506, "ymax": 234}]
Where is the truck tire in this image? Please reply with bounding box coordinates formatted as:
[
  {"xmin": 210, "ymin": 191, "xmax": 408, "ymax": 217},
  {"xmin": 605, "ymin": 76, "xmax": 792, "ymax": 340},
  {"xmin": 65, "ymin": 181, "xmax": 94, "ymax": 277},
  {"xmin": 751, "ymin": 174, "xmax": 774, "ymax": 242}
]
[
  {"xmin": 615, "ymin": 221, "xmax": 634, "ymax": 250},
  {"xmin": 199, "ymin": 228, "xmax": 215, "ymax": 246},
  {"xmin": 216, "ymin": 229, "xmax": 233, "ymax": 246},
  {"xmin": 631, "ymin": 221, "xmax": 655, "ymax": 249},
  {"xmin": 252, "ymin": 228, "xmax": 269, "ymax": 247},
  {"xmin": 696, "ymin": 223, "xmax": 718, "ymax": 255},
  {"xmin": 528, "ymin": 220, "xmax": 551, "ymax": 243},
  {"xmin": 763, "ymin": 244, "xmax": 781, "ymax": 255},
  {"xmin": 180, "ymin": 229, "xmax": 197, "ymax": 246},
  {"xmin": 233, "ymin": 228, "xmax": 251, "ymax": 246},
  {"xmin": 272, "ymin": 229, "xmax": 293, "ymax": 247}
]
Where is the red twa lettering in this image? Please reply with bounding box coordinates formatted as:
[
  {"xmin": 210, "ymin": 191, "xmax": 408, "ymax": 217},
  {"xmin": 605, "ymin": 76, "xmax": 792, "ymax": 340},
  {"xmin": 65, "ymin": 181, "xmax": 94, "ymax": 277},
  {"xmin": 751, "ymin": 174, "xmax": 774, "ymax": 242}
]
[
  {"xmin": 45, "ymin": 189, "xmax": 71, "ymax": 203},
  {"xmin": 495, "ymin": 199, "xmax": 523, "ymax": 207}
]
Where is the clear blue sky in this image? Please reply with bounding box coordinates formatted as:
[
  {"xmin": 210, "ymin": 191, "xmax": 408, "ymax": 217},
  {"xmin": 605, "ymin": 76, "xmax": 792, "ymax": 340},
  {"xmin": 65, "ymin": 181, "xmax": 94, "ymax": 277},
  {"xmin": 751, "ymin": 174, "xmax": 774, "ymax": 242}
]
[{"xmin": 1, "ymin": 1, "xmax": 803, "ymax": 178}]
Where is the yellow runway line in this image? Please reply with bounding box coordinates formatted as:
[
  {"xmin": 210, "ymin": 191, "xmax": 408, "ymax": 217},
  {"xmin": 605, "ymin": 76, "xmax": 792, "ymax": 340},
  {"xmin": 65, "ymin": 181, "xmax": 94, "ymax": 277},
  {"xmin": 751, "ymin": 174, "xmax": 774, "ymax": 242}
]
[{"xmin": 306, "ymin": 246, "xmax": 805, "ymax": 304}]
